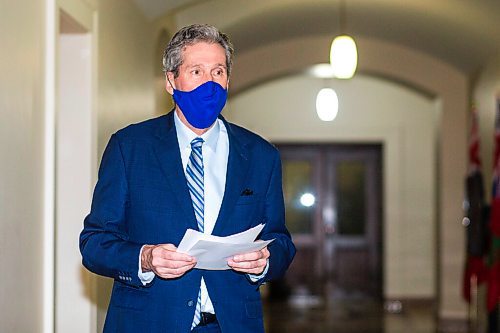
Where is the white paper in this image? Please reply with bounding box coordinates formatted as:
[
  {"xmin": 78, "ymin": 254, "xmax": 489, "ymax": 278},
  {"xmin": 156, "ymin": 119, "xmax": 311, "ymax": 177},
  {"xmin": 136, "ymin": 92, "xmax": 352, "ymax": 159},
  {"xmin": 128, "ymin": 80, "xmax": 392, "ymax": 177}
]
[{"xmin": 177, "ymin": 224, "xmax": 273, "ymax": 270}]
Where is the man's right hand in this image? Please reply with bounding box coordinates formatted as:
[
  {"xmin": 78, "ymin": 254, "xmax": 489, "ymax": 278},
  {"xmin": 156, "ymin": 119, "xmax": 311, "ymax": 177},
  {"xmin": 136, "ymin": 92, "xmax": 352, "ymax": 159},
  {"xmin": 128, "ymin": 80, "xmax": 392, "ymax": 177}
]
[{"xmin": 141, "ymin": 244, "xmax": 196, "ymax": 279}]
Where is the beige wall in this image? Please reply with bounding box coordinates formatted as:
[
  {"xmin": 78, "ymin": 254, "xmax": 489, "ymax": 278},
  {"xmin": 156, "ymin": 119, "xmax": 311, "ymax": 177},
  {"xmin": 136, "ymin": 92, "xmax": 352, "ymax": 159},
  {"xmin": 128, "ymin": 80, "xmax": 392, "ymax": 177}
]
[
  {"xmin": 153, "ymin": 16, "xmax": 177, "ymax": 115},
  {"xmin": 0, "ymin": 1, "xmax": 45, "ymax": 332},
  {"xmin": 96, "ymin": 0, "xmax": 156, "ymax": 155}
]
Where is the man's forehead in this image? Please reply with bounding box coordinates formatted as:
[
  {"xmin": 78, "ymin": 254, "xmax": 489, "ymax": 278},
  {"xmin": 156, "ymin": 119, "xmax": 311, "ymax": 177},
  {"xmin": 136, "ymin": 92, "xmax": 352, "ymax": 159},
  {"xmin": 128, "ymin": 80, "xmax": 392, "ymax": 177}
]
[
  {"xmin": 182, "ymin": 42, "xmax": 225, "ymax": 58},
  {"xmin": 180, "ymin": 44, "xmax": 226, "ymax": 69}
]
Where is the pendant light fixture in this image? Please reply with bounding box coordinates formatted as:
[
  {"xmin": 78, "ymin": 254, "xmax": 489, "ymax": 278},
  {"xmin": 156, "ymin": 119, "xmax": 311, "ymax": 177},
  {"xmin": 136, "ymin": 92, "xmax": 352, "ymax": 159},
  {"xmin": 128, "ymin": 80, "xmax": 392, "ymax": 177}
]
[
  {"xmin": 330, "ymin": 0, "xmax": 357, "ymax": 79},
  {"xmin": 316, "ymin": 87, "xmax": 339, "ymax": 122}
]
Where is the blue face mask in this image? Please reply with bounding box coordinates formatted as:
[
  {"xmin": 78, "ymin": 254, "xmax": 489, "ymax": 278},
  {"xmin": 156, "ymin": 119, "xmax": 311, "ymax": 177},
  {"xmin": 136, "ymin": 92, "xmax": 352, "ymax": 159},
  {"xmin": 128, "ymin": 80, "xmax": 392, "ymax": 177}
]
[{"xmin": 173, "ymin": 81, "xmax": 228, "ymax": 129}]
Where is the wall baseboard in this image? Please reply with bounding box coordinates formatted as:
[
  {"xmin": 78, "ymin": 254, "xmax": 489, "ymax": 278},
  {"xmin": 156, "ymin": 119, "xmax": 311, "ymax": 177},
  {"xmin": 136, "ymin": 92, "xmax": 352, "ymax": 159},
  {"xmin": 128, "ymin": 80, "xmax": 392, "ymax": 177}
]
[{"xmin": 437, "ymin": 318, "xmax": 468, "ymax": 333}]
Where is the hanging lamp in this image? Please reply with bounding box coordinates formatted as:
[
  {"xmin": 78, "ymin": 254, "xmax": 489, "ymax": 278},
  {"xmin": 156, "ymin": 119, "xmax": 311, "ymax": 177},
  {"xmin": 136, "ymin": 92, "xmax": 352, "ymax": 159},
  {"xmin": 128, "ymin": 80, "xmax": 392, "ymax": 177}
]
[
  {"xmin": 330, "ymin": 0, "xmax": 357, "ymax": 79},
  {"xmin": 316, "ymin": 87, "xmax": 339, "ymax": 122}
]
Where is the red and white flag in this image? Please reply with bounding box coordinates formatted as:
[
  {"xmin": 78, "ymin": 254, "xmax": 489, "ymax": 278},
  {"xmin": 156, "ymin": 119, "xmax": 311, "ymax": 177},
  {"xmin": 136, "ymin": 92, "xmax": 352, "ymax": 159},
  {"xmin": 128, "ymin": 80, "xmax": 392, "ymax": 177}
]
[
  {"xmin": 487, "ymin": 97, "xmax": 500, "ymax": 312},
  {"xmin": 490, "ymin": 98, "xmax": 500, "ymax": 237},
  {"xmin": 462, "ymin": 106, "xmax": 489, "ymax": 302}
]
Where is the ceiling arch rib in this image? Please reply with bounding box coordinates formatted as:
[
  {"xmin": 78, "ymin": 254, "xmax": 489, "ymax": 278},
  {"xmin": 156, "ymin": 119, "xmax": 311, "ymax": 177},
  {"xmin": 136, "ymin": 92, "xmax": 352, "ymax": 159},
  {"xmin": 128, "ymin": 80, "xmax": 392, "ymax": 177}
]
[{"xmin": 230, "ymin": 35, "xmax": 456, "ymax": 98}]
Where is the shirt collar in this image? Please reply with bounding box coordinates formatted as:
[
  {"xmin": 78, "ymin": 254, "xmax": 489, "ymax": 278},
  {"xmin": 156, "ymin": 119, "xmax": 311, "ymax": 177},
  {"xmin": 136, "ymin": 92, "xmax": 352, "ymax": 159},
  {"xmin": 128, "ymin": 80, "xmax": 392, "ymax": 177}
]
[{"xmin": 174, "ymin": 111, "xmax": 220, "ymax": 152}]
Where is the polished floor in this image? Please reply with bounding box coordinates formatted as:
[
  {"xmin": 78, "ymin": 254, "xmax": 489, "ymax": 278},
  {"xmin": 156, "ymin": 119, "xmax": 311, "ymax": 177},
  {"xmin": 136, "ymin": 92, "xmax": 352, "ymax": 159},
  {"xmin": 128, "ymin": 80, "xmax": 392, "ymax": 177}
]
[{"xmin": 263, "ymin": 285, "xmax": 437, "ymax": 333}]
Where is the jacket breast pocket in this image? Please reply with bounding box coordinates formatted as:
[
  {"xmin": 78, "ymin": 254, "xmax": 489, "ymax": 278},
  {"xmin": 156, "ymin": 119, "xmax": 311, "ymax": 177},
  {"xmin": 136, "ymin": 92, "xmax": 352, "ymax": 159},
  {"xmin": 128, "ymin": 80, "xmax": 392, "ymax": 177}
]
[{"xmin": 235, "ymin": 194, "xmax": 262, "ymax": 206}]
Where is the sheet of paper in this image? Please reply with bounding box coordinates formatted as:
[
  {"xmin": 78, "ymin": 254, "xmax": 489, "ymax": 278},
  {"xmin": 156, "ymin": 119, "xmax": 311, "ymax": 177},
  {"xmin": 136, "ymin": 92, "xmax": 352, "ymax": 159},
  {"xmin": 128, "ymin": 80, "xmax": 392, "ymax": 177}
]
[
  {"xmin": 190, "ymin": 239, "xmax": 273, "ymax": 270},
  {"xmin": 177, "ymin": 223, "xmax": 265, "ymax": 253},
  {"xmin": 177, "ymin": 224, "xmax": 273, "ymax": 270}
]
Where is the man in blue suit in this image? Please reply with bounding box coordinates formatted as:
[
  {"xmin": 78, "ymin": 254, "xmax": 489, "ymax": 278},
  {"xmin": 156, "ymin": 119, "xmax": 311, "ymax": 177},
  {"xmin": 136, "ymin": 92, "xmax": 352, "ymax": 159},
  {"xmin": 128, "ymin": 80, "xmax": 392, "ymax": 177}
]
[{"xmin": 80, "ymin": 24, "xmax": 295, "ymax": 332}]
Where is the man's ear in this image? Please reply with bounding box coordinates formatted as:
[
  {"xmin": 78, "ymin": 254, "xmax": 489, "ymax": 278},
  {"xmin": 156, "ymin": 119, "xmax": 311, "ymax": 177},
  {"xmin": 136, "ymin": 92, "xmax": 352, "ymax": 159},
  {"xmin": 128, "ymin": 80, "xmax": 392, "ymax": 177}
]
[{"xmin": 165, "ymin": 72, "xmax": 175, "ymax": 95}]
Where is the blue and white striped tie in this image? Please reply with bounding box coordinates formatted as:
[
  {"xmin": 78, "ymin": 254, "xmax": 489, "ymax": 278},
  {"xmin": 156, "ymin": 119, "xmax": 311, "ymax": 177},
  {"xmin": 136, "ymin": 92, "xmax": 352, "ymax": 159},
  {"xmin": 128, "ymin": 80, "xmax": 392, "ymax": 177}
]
[{"xmin": 187, "ymin": 137, "xmax": 204, "ymax": 329}]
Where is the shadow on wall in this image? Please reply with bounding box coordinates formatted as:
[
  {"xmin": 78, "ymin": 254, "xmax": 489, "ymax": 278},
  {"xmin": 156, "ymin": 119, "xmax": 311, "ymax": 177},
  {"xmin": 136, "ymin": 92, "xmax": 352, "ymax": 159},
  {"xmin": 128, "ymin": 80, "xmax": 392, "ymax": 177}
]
[{"xmin": 156, "ymin": 29, "xmax": 175, "ymax": 115}]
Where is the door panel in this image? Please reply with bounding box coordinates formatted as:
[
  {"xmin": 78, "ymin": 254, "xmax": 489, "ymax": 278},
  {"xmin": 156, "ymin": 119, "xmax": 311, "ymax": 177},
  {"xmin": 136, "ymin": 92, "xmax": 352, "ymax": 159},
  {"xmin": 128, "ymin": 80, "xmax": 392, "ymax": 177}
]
[
  {"xmin": 280, "ymin": 149, "xmax": 322, "ymax": 291},
  {"xmin": 283, "ymin": 160, "xmax": 316, "ymax": 235},
  {"xmin": 336, "ymin": 160, "xmax": 366, "ymax": 236}
]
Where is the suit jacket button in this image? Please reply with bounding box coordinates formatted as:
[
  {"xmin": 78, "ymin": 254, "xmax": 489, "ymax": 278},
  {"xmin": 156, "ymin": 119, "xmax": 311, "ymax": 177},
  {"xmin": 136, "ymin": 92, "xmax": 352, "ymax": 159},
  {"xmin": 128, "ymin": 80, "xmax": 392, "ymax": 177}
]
[{"xmin": 187, "ymin": 300, "xmax": 194, "ymax": 307}]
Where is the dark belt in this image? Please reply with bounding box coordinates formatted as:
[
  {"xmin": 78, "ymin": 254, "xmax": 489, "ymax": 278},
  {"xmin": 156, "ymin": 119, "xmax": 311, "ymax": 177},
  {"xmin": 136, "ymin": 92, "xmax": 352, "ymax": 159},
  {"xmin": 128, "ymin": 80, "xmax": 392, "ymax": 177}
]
[{"xmin": 198, "ymin": 312, "xmax": 217, "ymax": 326}]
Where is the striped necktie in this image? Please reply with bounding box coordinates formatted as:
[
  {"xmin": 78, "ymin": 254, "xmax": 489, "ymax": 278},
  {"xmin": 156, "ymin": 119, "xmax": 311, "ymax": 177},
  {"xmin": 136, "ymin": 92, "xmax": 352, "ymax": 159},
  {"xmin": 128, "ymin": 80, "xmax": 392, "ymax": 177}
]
[
  {"xmin": 187, "ymin": 137, "xmax": 204, "ymax": 329},
  {"xmin": 187, "ymin": 137, "xmax": 205, "ymax": 233}
]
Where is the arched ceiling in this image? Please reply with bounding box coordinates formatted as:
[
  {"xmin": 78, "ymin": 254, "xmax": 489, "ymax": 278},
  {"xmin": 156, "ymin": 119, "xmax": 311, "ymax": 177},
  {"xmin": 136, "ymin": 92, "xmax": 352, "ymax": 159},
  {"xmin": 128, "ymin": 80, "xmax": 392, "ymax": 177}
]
[{"xmin": 132, "ymin": 0, "xmax": 500, "ymax": 75}]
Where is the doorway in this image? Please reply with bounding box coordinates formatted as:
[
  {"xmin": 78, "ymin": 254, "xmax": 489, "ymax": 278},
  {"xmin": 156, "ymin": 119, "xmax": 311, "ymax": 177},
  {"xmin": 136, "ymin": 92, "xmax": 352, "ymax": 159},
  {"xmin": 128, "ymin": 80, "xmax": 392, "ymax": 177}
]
[
  {"xmin": 277, "ymin": 143, "xmax": 383, "ymax": 299},
  {"xmin": 56, "ymin": 9, "xmax": 95, "ymax": 333}
]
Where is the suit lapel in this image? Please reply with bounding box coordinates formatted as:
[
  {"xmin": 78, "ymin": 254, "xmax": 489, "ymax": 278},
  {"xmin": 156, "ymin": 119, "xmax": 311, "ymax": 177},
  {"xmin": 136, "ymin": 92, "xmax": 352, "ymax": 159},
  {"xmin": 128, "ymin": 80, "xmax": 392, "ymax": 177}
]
[
  {"xmin": 153, "ymin": 112, "xmax": 198, "ymax": 231},
  {"xmin": 212, "ymin": 119, "xmax": 250, "ymax": 236}
]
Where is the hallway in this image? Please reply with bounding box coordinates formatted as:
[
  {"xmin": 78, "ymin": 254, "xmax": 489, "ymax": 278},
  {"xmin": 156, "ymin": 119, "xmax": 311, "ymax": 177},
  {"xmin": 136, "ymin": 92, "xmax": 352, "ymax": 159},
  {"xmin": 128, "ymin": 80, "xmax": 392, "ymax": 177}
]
[
  {"xmin": 3, "ymin": 1, "xmax": 500, "ymax": 331},
  {"xmin": 264, "ymin": 287, "xmax": 436, "ymax": 333}
]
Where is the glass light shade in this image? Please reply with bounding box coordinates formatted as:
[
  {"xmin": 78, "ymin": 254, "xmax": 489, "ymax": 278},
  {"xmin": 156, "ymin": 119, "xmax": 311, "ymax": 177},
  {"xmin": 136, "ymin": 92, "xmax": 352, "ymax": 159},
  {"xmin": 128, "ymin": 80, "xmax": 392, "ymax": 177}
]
[
  {"xmin": 329, "ymin": 35, "xmax": 358, "ymax": 79},
  {"xmin": 316, "ymin": 88, "xmax": 339, "ymax": 122}
]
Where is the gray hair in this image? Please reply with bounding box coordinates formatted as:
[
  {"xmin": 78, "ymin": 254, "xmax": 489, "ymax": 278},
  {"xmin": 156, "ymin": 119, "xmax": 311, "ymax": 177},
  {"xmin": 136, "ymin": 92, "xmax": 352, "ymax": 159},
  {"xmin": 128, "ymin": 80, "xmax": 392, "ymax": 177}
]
[{"xmin": 162, "ymin": 24, "xmax": 234, "ymax": 77}]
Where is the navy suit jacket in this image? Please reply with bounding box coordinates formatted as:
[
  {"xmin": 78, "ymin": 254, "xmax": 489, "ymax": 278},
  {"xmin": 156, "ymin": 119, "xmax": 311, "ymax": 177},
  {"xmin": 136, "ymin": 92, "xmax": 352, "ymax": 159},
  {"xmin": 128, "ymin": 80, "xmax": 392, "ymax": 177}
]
[{"xmin": 80, "ymin": 111, "xmax": 295, "ymax": 332}]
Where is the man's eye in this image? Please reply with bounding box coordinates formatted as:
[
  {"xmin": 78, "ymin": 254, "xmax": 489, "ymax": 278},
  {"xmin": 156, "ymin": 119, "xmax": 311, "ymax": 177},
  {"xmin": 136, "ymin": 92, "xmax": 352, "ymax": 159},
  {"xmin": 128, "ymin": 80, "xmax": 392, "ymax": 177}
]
[{"xmin": 192, "ymin": 69, "xmax": 200, "ymax": 75}]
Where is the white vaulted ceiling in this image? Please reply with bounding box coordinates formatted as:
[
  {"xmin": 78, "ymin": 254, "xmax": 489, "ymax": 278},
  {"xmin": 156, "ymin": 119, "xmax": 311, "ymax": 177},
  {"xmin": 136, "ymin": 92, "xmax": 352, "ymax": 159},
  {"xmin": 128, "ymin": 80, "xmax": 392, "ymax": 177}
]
[{"xmin": 132, "ymin": 0, "xmax": 500, "ymax": 75}]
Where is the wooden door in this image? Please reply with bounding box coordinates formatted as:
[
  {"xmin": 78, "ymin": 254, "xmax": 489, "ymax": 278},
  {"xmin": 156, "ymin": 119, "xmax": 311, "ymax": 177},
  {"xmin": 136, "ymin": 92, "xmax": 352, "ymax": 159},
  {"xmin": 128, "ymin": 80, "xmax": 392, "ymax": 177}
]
[{"xmin": 277, "ymin": 144, "xmax": 382, "ymax": 298}]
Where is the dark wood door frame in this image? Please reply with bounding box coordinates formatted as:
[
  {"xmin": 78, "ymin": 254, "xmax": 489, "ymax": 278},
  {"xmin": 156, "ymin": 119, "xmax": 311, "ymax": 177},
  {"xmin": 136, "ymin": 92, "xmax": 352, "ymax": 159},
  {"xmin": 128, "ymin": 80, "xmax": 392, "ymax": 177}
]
[{"xmin": 277, "ymin": 143, "xmax": 383, "ymax": 297}]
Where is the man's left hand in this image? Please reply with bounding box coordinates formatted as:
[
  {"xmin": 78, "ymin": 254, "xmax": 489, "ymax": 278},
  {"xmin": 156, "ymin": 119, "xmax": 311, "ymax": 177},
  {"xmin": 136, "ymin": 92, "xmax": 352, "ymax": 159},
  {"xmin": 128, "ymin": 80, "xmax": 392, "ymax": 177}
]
[{"xmin": 227, "ymin": 247, "xmax": 270, "ymax": 275}]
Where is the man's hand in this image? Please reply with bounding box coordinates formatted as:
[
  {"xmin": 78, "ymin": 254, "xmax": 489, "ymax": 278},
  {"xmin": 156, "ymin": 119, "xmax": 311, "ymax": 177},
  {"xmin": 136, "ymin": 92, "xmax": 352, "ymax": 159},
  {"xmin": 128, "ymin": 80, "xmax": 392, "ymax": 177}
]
[
  {"xmin": 227, "ymin": 247, "xmax": 270, "ymax": 275},
  {"xmin": 141, "ymin": 244, "xmax": 196, "ymax": 279}
]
